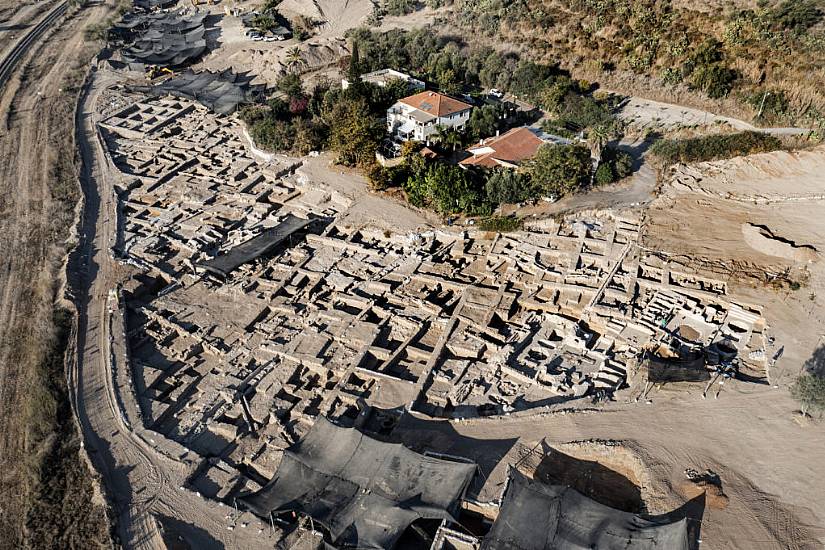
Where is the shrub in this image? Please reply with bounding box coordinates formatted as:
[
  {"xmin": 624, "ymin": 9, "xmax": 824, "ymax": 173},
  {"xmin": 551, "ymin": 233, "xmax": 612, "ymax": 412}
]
[
  {"xmin": 745, "ymin": 89, "xmax": 791, "ymax": 124},
  {"xmin": 250, "ymin": 118, "xmax": 296, "ymax": 151},
  {"xmin": 553, "ymin": 92, "xmax": 618, "ymax": 133},
  {"xmin": 595, "ymin": 146, "xmax": 633, "ymax": 184},
  {"xmin": 689, "ymin": 64, "xmax": 738, "ymax": 99},
  {"xmin": 277, "ymin": 73, "xmax": 305, "ymax": 100},
  {"xmin": 594, "ymin": 163, "xmax": 614, "ymax": 185},
  {"xmin": 477, "ymin": 215, "xmax": 523, "ymax": 232},
  {"xmin": 790, "ymin": 374, "xmax": 825, "ymax": 417},
  {"xmin": 385, "ymin": 0, "xmax": 421, "ymax": 16},
  {"xmin": 365, "ymin": 162, "xmax": 393, "ymax": 190},
  {"xmin": 649, "ymin": 131, "xmax": 783, "ymax": 164},
  {"xmin": 770, "ymin": 0, "xmax": 823, "ymax": 32}
]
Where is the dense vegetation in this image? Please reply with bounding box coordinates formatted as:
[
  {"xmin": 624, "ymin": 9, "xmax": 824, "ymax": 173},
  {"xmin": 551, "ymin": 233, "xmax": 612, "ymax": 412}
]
[
  {"xmin": 370, "ymin": 139, "xmax": 628, "ymax": 217},
  {"xmin": 243, "ymin": 29, "xmax": 636, "ymax": 219},
  {"xmin": 649, "ymin": 131, "xmax": 783, "ymax": 165},
  {"xmin": 349, "ymin": 27, "xmax": 632, "ymax": 176},
  {"xmin": 443, "ymin": 0, "xmax": 825, "ymax": 129},
  {"xmin": 477, "ymin": 215, "xmax": 523, "ymax": 232},
  {"xmin": 238, "ymin": 56, "xmax": 409, "ymax": 160}
]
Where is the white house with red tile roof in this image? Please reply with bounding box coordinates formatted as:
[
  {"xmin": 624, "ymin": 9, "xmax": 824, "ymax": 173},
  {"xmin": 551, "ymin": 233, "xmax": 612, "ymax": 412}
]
[
  {"xmin": 387, "ymin": 91, "xmax": 473, "ymax": 143},
  {"xmin": 459, "ymin": 127, "xmax": 572, "ymax": 169}
]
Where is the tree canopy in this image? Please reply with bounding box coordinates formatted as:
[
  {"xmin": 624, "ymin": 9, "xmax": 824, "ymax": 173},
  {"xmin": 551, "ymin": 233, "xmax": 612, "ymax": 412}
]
[
  {"xmin": 527, "ymin": 144, "xmax": 593, "ymax": 197},
  {"xmin": 791, "ymin": 374, "xmax": 825, "ymax": 417}
]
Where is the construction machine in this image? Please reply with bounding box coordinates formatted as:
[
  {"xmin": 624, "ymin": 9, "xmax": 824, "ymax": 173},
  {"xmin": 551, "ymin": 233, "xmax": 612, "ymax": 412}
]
[{"xmin": 146, "ymin": 65, "xmax": 174, "ymax": 80}]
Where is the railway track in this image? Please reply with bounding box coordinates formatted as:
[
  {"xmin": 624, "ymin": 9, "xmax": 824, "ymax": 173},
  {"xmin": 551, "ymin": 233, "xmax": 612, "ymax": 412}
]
[{"xmin": 0, "ymin": 1, "xmax": 68, "ymax": 92}]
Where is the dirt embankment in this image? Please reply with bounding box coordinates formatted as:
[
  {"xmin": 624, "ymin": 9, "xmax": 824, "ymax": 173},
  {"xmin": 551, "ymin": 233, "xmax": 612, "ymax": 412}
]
[
  {"xmin": 642, "ymin": 145, "xmax": 825, "ymax": 373},
  {"xmin": 0, "ymin": 3, "xmax": 114, "ymax": 548}
]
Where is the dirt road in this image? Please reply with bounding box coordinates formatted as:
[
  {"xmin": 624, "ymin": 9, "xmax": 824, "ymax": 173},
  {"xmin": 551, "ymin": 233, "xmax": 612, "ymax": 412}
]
[
  {"xmin": 404, "ymin": 381, "xmax": 825, "ymax": 549},
  {"xmin": 0, "ymin": 1, "xmax": 112, "ymax": 547}
]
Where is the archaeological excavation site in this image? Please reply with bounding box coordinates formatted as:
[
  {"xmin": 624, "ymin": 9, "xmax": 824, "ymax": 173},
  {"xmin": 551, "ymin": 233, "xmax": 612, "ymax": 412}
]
[{"xmin": 2, "ymin": 0, "xmax": 825, "ymax": 548}]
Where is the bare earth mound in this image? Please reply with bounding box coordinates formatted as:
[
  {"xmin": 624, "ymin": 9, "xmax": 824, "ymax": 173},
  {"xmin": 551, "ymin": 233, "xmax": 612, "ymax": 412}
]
[{"xmin": 277, "ymin": 0, "xmax": 375, "ymax": 35}]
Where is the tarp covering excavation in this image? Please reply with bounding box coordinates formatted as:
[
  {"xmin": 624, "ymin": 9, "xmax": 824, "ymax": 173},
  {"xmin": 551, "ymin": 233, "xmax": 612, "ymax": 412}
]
[
  {"xmin": 134, "ymin": 0, "xmax": 179, "ymax": 10},
  {"xmin": 644, "ymin": 349, "xmax": 711, "ymax": 383},
  {"xmin": 481, "ymin": 470, "xmax": 690, "ymax": 550},
  {"xmin": 196, "ymin": 214, "xmax": 312, "ymax": 278},
  {"xmin": 239, "ymin": 417, "xmax": 477, "ymax": 549},
  {"xmin": 147, "ymin": 69, "xmax": 265, "ymax": 114},
  {"xmin": 115, "ymin": 11, "xmax": 209, "ymax": 67}
]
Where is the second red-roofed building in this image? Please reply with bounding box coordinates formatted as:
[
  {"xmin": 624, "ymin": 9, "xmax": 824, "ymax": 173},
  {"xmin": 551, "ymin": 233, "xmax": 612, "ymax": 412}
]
[{"xmin": 459, "ymin": 126, "xmax": 572, "ymax": 169}]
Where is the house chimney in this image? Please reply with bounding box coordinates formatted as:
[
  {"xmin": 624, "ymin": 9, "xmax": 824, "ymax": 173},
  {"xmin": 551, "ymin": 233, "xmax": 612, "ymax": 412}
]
[{"xmin": 496, "ymin": 130, "xmax": 500, "ymax": 137}]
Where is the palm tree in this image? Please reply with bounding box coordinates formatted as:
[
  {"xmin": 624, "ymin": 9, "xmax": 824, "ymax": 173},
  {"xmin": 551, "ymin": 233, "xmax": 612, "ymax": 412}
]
[
  {"xmin": 285, "ymin": 47, "xmax": 304, "ymax": 74},
  {"xmin": 434, "ymin": 125, "xmax": 463, "ymax": 152},
  {"xmin": 586, "ymin": 123, "xmax": 611, "ymax": 163}
]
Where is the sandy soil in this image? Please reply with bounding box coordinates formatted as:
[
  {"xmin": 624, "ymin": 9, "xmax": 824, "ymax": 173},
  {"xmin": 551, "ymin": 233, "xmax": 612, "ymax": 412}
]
[
  {"xmin": 403, "ymin": 376, "xmax": 825, "ymax": 549},
  {"xmin": 198, "ymin": 0, "xmax": 441, "ymax": 86},
  {"xmin": 295, "ymin": 153, "xmax": 437, "ymax": 232},
  {"xmin": 643, "ymin": 146, "xmax": 825, "ymax": 375},
  {"xmin": 619, "ymin": 95, "xmax": 813, "ymax": 136},
  {"xmin": 277, "ymin": 0, "xmax": 374, "ymax": 36}
]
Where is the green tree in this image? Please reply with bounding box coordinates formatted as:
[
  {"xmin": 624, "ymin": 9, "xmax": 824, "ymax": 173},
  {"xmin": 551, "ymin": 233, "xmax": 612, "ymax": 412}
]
[
  {"xmin": 466, "ymin": 104, "xmax": 503, "ymax": 141},
  {"xmin": 403, "ymin": 162, "xmax": 485, "ymax": 213},
  {"xmin": 538, "ymin": 78, "xmax": 576, "ymax": 115},
  {"xmin": 527, "ymin": 144, "xmax": 593, "ymax": 197},
  {"xmin": 434, "ymin": 125, "xmax": 463, "ymax": 151},
  {"xmin": 292, "ymin": 118, "xmax": 323, "ymax": 155},
  {"xmin": 594, "ymin": 163, "xmax": 614, "ymax": 186},
  {"xmin": 790, "ymin": 374, "xmax": 825, "ymax": 417},
  {"xmin": 326, "ymin": 97, "xmax": 384, "ymax": 167},
  {"xmin": 382, "ymin": 78, "xmax": 412, "ymax": 105},
  {"xmin": 437, "ymin": 68, "xmax": 461, "ymax": 95},
  {"xmin": 485, "ymin": 168, "xmax": 534, "ymax": 204},
  {"xmin": 250, "ymin": 118, "xmax": 296, "ymax": 152},
  {"xmin": 423, "ymin": 163, "xmax": 480, "ymax": 213},
  {"xmin": 285, "ymin": 47, "xmax": 305, "ymax": 74},
  {"xmin": 586, "ymin": 123, "xmax": 613, "ymax": 162},
  {"xmin": 343, "ymin": 40, "xmax": 372, "ymax": 100},
  {"xmin": 277, "ymin": 73, "xmax": 304, "ymax": 100},
  {"xmin": 365, "ymin": 161, "xmax": 393, "ymax": 190}
]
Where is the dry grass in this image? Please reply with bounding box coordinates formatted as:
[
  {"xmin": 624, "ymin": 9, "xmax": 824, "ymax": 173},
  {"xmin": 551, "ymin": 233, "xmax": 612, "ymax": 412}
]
[
  {"xmin": 0, "ymin": 7, "xmax": 113, "ymax": 549},
  {"xmin": 450, "ymin": 0, "xmax": 825, "ymax": 128}
]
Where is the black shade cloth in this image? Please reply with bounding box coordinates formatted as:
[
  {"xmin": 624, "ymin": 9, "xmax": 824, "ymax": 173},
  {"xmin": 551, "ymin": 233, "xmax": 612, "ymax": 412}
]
[
  {"xmin": 197, "ymin": 214, "xmax": 311, "ymax": 278},
  {"xmin": 482, "ymin": 470, "xmax": 690, "ymax": 550},
  {"xmin": 239, "ymin": 417, "xmax": 477, "ymax": 549}
]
